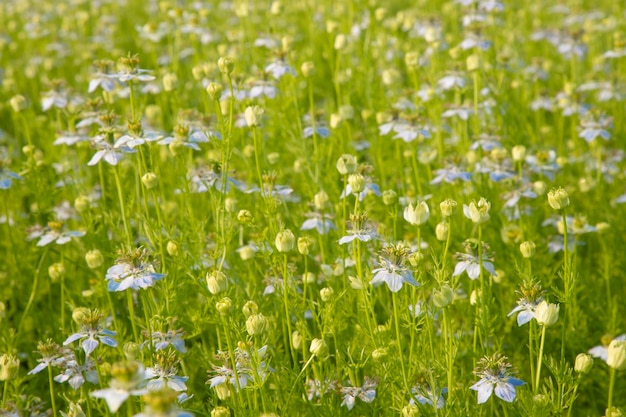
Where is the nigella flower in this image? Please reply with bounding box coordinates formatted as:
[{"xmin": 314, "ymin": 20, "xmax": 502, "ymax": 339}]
[
  {"xmin": 301, "ymin": 212, "xmax": 336, "ymax": 235},
  {"xmin": 589, "ymin": 334, "xmax": 626, "ymax": 362},
  {"xmin": 207, "ymin": 345, "xmax": 270, "ymax": 393},
  {"xmin": 338, "ymin": 213, "xmax": 375, "ymax": 245},
  {"xmin": 53, "ymin": 353, "xmax": 99, "ymax": 390},
  {"xmin": 28, "ymin": 339, "xmax": 70, "ymax": 375},
  {"xmin": 453, "ymin": 239, "xmax": 496, "ymax": 280},
  {"xmin": 187, "ymin": 163, "xmax": 245, "ymax": 194},
  {"xmin": 63, "ymin": 309, "xmax": 117, "ymax": 356},
  {"xmin": 159, "ymin": 124, "xmax": 216, "ymax": 151},
  {"xmin": 105, "ymin": 247, "xmax": 166, "ymax": 292},
  {"xmin": 35, "ymin": 221, "xmax": 85, "ymax": 247},
  {"xmin": 0, "ymin": 167, "xmax": 22, "ymax": 189},
  {"xmin": 305, "ymin": 378, "xmax": 337, "ymax": 401},
  {"xmin": 409, "ymin": 384, "xmax": 447, "ymax": 409},
  {"xmin": 114, "ymin": 121, "xmax": 163, "ymax": 149},
  {"xmin": 391, "ymin": 121, "xmax": 431, "ymax": 143},
  {"xmin": 88, "ymin": 135, "xmax": 134, "ymax": 166},
  {"xmin": 265, "ymin": 59, "xmax": 296, "ymax": 79},
  {"xmin": 507, "ymin": 280, "xmax": 545, "ymax": 326},
  {"xmin": 371, "ymin": 244, "xmax": 419, "ymax": 292},
  {"xmin": 525, "ymin": 150, "xmax": 559, "ymax": 180},
  {"xmin": 437, "ymin": 72, "xmax": 466, "ymax": 90},
  {"xmin": 578, "ymin": 115, "xmax": 611, "ymax": 143},
  {"xmin": 470, "ymin": 354, "xmax": 525, "ymax": 404},
  {"xmin": 144, "ymin": 327, "xmax": 187, "ymax": 354},
  {"xmin": 109, "ymin": 53, "xmax": 156, "ymax": 83},
  {"xmin": 303, "ymin": 125, "xmax": 330, "ymax": 138},
  {"xmin": 431, "ymin": 165, "xmax": 471, "ymax": 185},
  {"xmin": 340, "ymin": 377, "xmax": 378, "ymax": 410},
  {"xmin": 145, "ymin": 351, "xmax": 189, "ymax": 392},
  {"xmin": 91, "ymin": 361, "xmax": 148, "ymax": 413},
  {"xmin": 133, "ymin": 389, "xmax": 194, "ymax": 417},
  {"xmin": 340, "ymin": 177, "xmax": 381, "ymax": 201}
]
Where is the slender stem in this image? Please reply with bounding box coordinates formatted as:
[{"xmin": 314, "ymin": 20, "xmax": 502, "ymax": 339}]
[
  {"xmin": 17, "ymin": 248, "xmax": 48, "ymax": 340},
  {"xmin": 283, "ymin": 254, "xmax": 296, "ymax": 367},
  {"xmin": 392, "ymin": 292, "xmax": 412, "ymax": 400},
  {"xmin": 48, "ymin": 364, "xmax": 58, "ymax": 417},
  {"xmin": 443, "ymin": 307, "xmax": 454, "ymax": 404},
  {"xmin": 535, "ymin": 325, "xmax": 547, "ymax": 393},
  {"xmin": 113, "ymin": 167, "xmax": 132, "ymax": 245},
  {"xmin": 529, "ymin": 320, "xmax": 536, "ymax": 392},
  {"xmin": 607, "ymin": 367, "xmax": 616, "ymax": 417},
  {"xmin": 2, "ymin": 380, "xmax": 8, "ymax": 408},
  {"xmin": 126, "ymin": 290, "xmax": 140, "ymax": 343}
]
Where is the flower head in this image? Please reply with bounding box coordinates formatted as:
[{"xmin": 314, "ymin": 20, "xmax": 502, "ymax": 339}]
[
  {"xmin": 470, "ymin": 354, "xmax": 525, "ymax": 404},
  {"xmin": 105, "ymin": 247, "xmax": 166, "ymax": 292},
  {"xmin": 463, "ymin": 198, "xmax": 491, "ymax": 224},
  {"xmin": 404, "ymin": 201, "xmax": 430, "ymax": 226},
  {"xmin": 63, "ymin": 308, "xmax": 117, "ymax": 356},
  {"xmin": 371, "ymin": 243, "xmax": 419, "ymax": 292}
]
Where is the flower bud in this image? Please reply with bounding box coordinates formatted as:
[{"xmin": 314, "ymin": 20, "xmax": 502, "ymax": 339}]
[
  {"xmin": 574, "ymin": 353, "xmax": 593, "ymax": 374},
  {"xmin": 206, "ymin": 270, "xmax": 228, "ymax": 295},
  {"xmin": 123, "ymin": 342, "xmax": 141, "ymax": 361},
  {"xmin": 275, "ymin": 229, "xmax": 295, "ymax": 252},
  {"xmin": 238, "ymin": 245, "xmax": 256, "ymax": 261},
  {"xmin": 404, "ymin": 52, "xmax": 419, "ymax": 68},
  {"xmin": 336, "ymin": 154, "xmax": 357, "ymax": 175},
  {"xmin": 524, "ymin": 180, "xmax": 544, "ymax": 196},
  {"xmin": 301, "ymin": 61, "xmax": 315, "ymax": 78},
  {"xmin": 519, "ymin": 241, "xmax": 536, "ymax": 258},
  {"xmin": 348, "ymin": 174, "xmax": 365, "ymax": 193},
  {"xmin": 74, "ymin": 195, "xmax": 91, "ymax": 212},
  {"xmin": 404, "ymin": 201, "xmax": 430, "ymax": 226},
  {"xmin": 0, "ymin": 354, "xmax": 19, "ymax": 381},
  {"xmin": 48, "ymin": 262, "xmax": 66, "ymax": 283},
  {"xmin": 382, "ymin": 189, "xmax": 397, "ymax": 206},
  {"xmin": 464, "ymin": 198, "xmax": 491, "ymax": 224},
  {"xmin": 237, "ymin": 209, "xmax": 253, "ymax": 224},
  {"xmin": 71, "ymin": 307, "xmax": 90, "ymax": 325},
  {"xmin": 313, "ymin": 191, "xmax": 329, "ymax": 210},
  {"xmin": 408, "ymin": 251, "xmax": 424, "ymax": 267},
  {"xmin": 512, "ymin": 145, "xmax": 526, "ymax": 162},
  {"xmin": 141, "ymin": 172, "xmax": 158, "ymax": 189},
  {"xmin": 215, "ymin": 383, "xmax": 230, "ymax": 400},
  {"xmin": 334, "ymin": 33, "xmax": 347, "ymax": 50},
  {"xmin": 320, "ymin": 287, "xmax": 334, "ymax": 302},
  {"xmin": 246, "ymin": 313, "xmax": 268, "ymax": 336},
  {"xmin": 309, "ymin": 338, "xmax": 329, "ymax": 359},
  {"xmin": 206, "ymin": 82, "xmax": 223, "ymax": 100},
  {"xmin": 440, "ymin": 199, "xmax": 457, "ymax": 218},
  {"xmin": 297, "ymin": 236, "xmax": 313, "ymax": 255},
  {"xmin": 402, "ymin": 404, "xmax": 420, "ymax": 417},
  {"xmin": 211, "ymin": 406, "xmax": 231, "ymax": 417},
  {"xmin": 466, "ymin": 54, "xmax": 480, "ymax": 72},
  {"xmin": 292, "ymin": 330, "xmax": 303, "ymax": 350},
  {"xmin": 216, "ymin": 297, "xmax": 232, "ymax": 315},
  {"xmin": 166, "ymin": 241, "xmax": 179, "ymax": 257},
  {"xmin": 217, "ymin": 57, "xmax": 234, "ymax": 75},
  {"xmin": 371, "ymin": 347, "xmax": 388, "ymax": 361},
  {"xmin": 534, "ymin": 301, "xmax": 559, "ymax": 326},
  {"xmin": 162, "ymin": 73, "xmax": 178, "ymax": 92},
  {"xmin": 607, "ymin": 340, "xmax": 626, "ymax": 370},
  {"xmin": 85, "ymin": 249, "xmax": 104, "ymax": 269},
  {"xmin": 64, "ymin": 403, "xmax": 86, "ymax": 417},
  {"xmin": 9, "ymin": 95, "xmax": 27, "ymax": 112},
  {"xmin": 244, "ymin": 105, "xmax": 264, "ymax": 127},
  {"xmin": 547, "ymin": 187, "xmax": 570, "ymax": 210},
  {"xmin": 330, "ymin": 113, "xmax": 342, "ymax": 129},
  {"xmin": 433, "ymin": 285, "xmax": 454, "ymax": 308},
  {"xmin": 435, "ymin": 222, "xmax": 449, "ymax": 241},
  {"xmin": 470, "ymin": 289, "xmax": 481, "ymax": 306},
  {"xmin": 242, "ymin": 300, "xmax": 258, "ymax": 317}
]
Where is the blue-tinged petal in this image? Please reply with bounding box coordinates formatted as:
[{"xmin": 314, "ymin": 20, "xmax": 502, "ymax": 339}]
[
  {"xmin": 147, "ymin": 379, "xmax": 166, "ymax": 391},
  {"xmin": 171, "ymin": 339, "xmax": 187, "ymax": 353},
  {"xmin": 341, "ymin": 394, "xmax": 356, "ymax": 410},
  {"xmin": 168, "ymin": 377, "xmax": 188, "ymax": 391},
  {"xmin": 470, "ymin": 378, "xmax": 493, "ymax": 404},
  {"xmin": 507, "ymin": 377, "xmax": 525, "ymax": 386},
  {"xmin": 82, "ymin": 338, "xmax": 99, "ymax": 356},
  {"xmin": 517, "ymin": 311, "xmax": 534, "ymax": 326},
  {"xmin": 28, "ymin": 362, "xmax": 48, "ymax": 375},
  {"xmin": 99, "ymin": 336, "xmax": 118, "ymax": 348},
  {"xmin": 466, "ymin": 263, "xmax": 481, "ymax": 280},
  {"xmin": 64, "ymin": 332, "xmax": 85, "ymax": 345},
  {"xmin": 386, "ymin": 272, "xmax": 404, "ymax": 293},
  {"xmin": 453, "ymin": 261, "xmax": 469, "ymax": 277},
  {"xmin": 359, "ymin": 389, "xmax": 376, "ymax": 403},
  {"xmin": 588, "ymin": 346, "xmax": 608, "ymax": 361},
  {"xmin": 91, "ymin": 388, "xmax": 130, "ymax": 413},
  {"xmin": 338, "ymin": 235, "xmax": 356, "ymax": 245},
  {"xmin": 495, "ymin": 382, "xmax": 517, "ymax": 402},
  {"xmin": 37, "ymin": 234, "xmax": 57, "ymax": 247}
]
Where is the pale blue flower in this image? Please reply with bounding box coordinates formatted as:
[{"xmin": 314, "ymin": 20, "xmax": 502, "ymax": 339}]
[
  {"xmin": 453, "ymin": 253, "xmax": 496, "ymax": 280},
  {"xmin": 340, "ymin": 377, "xmax": 378, "ymax": 410},
  {"xmin": 63, "ymin": 327, "xmax": 117, "ymax": 357},
  {"xmin": 470, "ymin": 354, "xmax": 525, "ymax": 404}
]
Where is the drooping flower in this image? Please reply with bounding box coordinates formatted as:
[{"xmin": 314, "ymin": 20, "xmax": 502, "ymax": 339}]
[
  {"xmin": 145, "ymin": 350, "xmax": 189, "ymax": 392},
  {"xmin": 35, "ymin": 221, "xmax": 85, "ymax": 247}
]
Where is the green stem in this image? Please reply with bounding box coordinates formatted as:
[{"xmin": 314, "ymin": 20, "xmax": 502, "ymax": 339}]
[
  {"xmin": 283, "ymin": 254, "xmax": 296, "ymax": 367},
  {"xmin": 48, "ymin": 364, "xmax": 58, "ymax": 417},
  {"xmin": 392, "ymin": 292, "xmax": 412, "ymax": 400},
  {"xmin": 535, "ymin": 325, "xmax": 547, "ymax": 393},
  {"xmin": 113, "ymin": 167, "xmax": 132, "ymax": 245},
  {"xmin": 529, "ymin": 320, "xmax": 536, "ymax": 392},
  {"xmin": 607, "ymin": 367, "xmax": 616, "ymax": 417},
  {"xmin": 126, "ymin": 290, "xmax": 140, "ymax": 343}
]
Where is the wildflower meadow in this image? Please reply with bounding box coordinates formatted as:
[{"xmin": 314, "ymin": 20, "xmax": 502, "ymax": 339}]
[{"xmin": 1, "ymin": 0, "xmax": 626, "ymax": 415}]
